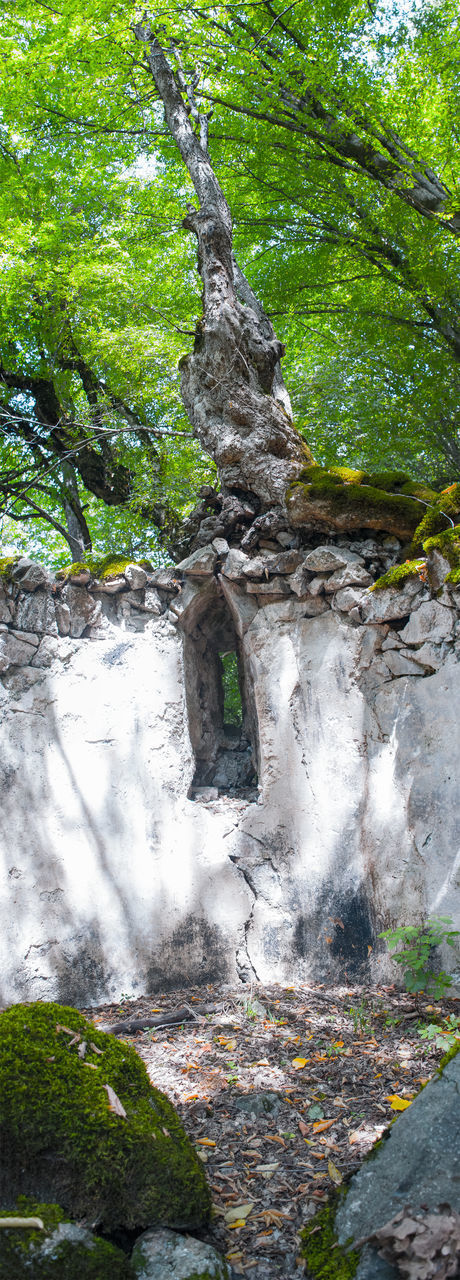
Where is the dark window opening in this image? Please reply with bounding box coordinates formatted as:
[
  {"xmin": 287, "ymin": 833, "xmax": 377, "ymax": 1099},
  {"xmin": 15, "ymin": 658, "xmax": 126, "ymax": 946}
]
[{"xmin": 180, "ymin": 582, "xmax": 259, "ymax": 801}]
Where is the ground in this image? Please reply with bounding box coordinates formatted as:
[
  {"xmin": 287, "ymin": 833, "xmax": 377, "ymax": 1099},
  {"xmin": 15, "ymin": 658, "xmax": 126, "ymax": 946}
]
[{"xmin": 83, "ymin": 981, "xmax": 459, "ymax": 1278}]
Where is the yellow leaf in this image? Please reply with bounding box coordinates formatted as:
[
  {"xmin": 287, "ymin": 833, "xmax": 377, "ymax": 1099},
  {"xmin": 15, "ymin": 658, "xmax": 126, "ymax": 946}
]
[
  {"xmin": 385, "ymin": 1095, "xmax": 412, "ymax": 1111},
  {"xmin": 227, "ymin": 1219, "xmax": 246, "ymax": 1229},
  {"xmin": 291, "ymin": 1057, "xmax": 309, "ymax": 1069},
  {"xmin": 224, "ymin": 1204, "xmax": 254, "ymax": 1224},
  {"xmin": 196, "ymin": 1138, "xmax": 216, "ymax": 1146},
  {"xmin": 313, "ymin": 1119, "xmax": 335, "ymax": 1134},
  {"xmin": 328, "ymin": 1160, "xmax": 342, "ymax": 1185}
]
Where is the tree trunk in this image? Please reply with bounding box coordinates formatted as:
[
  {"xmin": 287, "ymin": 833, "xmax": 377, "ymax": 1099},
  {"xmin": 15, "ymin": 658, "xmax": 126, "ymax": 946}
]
[
  {"xmin": 134, "ymin": 25, "xmax": 313, "ymax": 536},
  {"xmin": 61, "ymin": 461, "xmax": 93, "ymax": 560}
]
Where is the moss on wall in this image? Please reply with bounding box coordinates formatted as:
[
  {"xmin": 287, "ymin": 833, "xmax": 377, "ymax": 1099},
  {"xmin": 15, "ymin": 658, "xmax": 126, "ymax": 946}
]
[
  {"xmin": 299, "ymin": 1200, "xmax": 359, "ymax": 1278},
  {"xmin": 423, "ymin": 524, "xmax": 460, "ymax": 584},
  {"xmin": 370, "ymin": 559, "xmax": 426, "ymax": 591},
  {"xmin": 0, "ymin": 1003, "xmax": 211, "ymax": 1233},
  {"xmin": 0, "ymin": 556, "xmax": 18, "ymax": 582},
  {"xmin": 56, "ymin": 555, "xmax": 153, "ymax": 582},
  {"xmin": 287, "ymin": 465, "xmax": 423, "ymax": 537},
  {"xmin": 0, "ymin": 1199, "xmax": 133, "ymax": 1279}
]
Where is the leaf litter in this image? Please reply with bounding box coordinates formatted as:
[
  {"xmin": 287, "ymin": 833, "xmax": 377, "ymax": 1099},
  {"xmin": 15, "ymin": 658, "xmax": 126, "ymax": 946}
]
[{"xmin": 84, "ymin": 981, "xmax": 459, "ymax": 1277}]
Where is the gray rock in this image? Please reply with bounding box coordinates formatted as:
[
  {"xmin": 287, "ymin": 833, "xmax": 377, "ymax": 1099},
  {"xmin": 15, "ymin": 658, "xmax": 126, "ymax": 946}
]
[
  {"xmin": 62, "ymin": 585, "xmax": 102, "ymax": 638},
  {"xmin": 307, "ymin": 575, "xmax": 326, "ymax": 597},
  {"xmin": 176, "ymin": 546, "xmax": 217, "ymax": 577},
  {"xmin": 55, "ymin": 601, "xmax": 71, "ymax": 635},
  {"xmin": 360, "ymin": 580, "xmax": 423, "ymax": 623},
  {"xmin": 234, "ymin": 1090, "xmax": 281, "ymax": 1118},
  {"xmin": 0, "ymin": 590, "xmax": 12, "ymax": 624},
  {"xmin": 304, "ymin": 546, "xmax": 363, "ymax": 572},
  {"xmin": 325, "ymin": 564, "xmax": 372, "ymax": 592},
  {"xmin": 14, "ymin": 591, "xmax": 58, "ymax": 636},
  {"xmin": 382, "ymin": 649, "xmax": 422, "ymax": 678},
  {"xmin": 335, "ymin": 1053, "xmax": 460, "ymax": 1250},
  {"xmin": 219, "ymin": 577, "xmax": 259, "ymax": 637},
  {"xmin": 381, "ymin": 633, "xmax": 403, "ymax": 650},
  {"xmin": 399, "ymin": 600, "xmax": 454, "ymax": 645},
  {"xmin": 0, "ymin": 631, "xmax": 40, "ymax": 672},
  {"xmin": 140, "ymin": 588, "xmax": 162, "ymax": 614},
  {"xmin": 95, "ymin": 576, "xmax": 128, "ymax": 594},
  {"xmin": 241, "ymin": 556, "xmax": 268, "ymax": 580},
  {"xmin": 333, "ymin": 587, "xmax": 367, "ymax": 613},
  {"xmin": 426, "ymin": 546, "xmax": 451, "ymax": 590},
  {"xmin": 0, "ymin": 1214, "xmax": 131, "ymax": 1278},
  {"xmin": 221, "ymin": 548, "xmax": 250, "ymax": 580},
  {"xmin": 302, "ymin": 596, "xmax": 330, "ymax": 616},
  {"xmin": 124, "ymin": 563, "xmax": 148, "ymax": 589},
  {"xmin": 400, "ymin": 643, "xmax": 443, "ymax": 672},
  {"xmin": 131, "ymin": 1229, "xmax": 229, "ymax": 1279},
  {"xmin": 212, "ymin": 537, "xmax": 229, "ymax": 555},
  {"xmin": 245, "ymin": 576, "xmax": 291, "ymax": 596},
  {"xmin": 148, "ymin": 567, "xmax": 180, "ymax": 590},
  {"xmin": 10, "ymin": 558, "xmax": 51, "ymax": 591}
]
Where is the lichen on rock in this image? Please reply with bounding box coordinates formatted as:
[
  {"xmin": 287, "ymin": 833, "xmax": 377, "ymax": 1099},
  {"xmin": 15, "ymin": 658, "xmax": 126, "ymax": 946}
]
[{"xmin": 0, "ymin": 1003, "xmax": 211, "ymax": 1233}]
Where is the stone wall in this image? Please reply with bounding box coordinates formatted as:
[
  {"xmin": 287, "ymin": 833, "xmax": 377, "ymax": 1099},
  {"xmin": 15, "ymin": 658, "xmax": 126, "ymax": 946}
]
[{"xmin": 1, "ymin": 536, "xmax": 459, "ymax": 1005}]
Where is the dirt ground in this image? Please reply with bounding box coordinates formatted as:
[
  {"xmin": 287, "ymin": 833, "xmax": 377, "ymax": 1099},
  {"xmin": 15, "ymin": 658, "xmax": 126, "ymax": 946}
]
[{"xmin": 84, "ymin": 981, "xmax": 459, "ymax": 1277}]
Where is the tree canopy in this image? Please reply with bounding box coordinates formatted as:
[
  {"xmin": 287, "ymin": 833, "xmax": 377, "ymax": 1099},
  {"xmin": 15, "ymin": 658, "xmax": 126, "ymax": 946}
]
[{"xmin": 0, "ymin": 0, "xmax": 458, "ymax": 564}]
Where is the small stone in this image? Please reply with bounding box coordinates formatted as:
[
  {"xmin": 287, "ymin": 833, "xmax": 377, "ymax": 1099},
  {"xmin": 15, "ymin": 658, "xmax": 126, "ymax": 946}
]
[
  {"xmin": 381, "ymin": 633, "xmax": 403, "ymax": 650},
  {"xmin": 10, "ymin": 558, "xmax": 51, "ymax": 591},
  {"xmin": 276, "ymin": 530, "xmax": 297, "ymax": 547},
  {"xmin": 382, "ymin": 535, "xmax": 402, "ymax": 550},
  {"xmin": 399, "ymin": 601, "xmax": 454, "ymax": 645},
  {"xmin": 360, "ymin": 579, "xmax": 423, "ymax": 623},
  {"xmin": 55, "ymin": 602, "xmax": 71, "ymax": 635},
  {"xmin": 0, "ymin": 591, "xmax": 12, "ymax": 624},
  {"xmin": 304, "ymin": 546, "xmax": 364, "ymax": 572},
  {"xmin": 124, "ymin": 563, "xmax": 148, "ymax": 589},
  {"xmin": 219, "ymin": 578, "xmax": 259, "ymax": 637},
  {"xmin": 14, "ymin": 591, "xmax": 58, "ymax": 636},
  {"xmin": 308, "ymin": 575, "xmax": 326, "ymax": 597},
  {"xmin": 0, "ymin": 632, "xmax": 40, "ymax": 672},
  {"xmin": 400, "ymin": 644, "xmax": 442, "ymax": 672},
  {"xmin": 62, "ymin": 585, "xmax": 102, "ymax": 638},
  {"xmin": 148, "ymin": 567, "xmax": 180, "ymax": 590},
  {"xmin": 222, "ymin": 548, "xmax": 250, "ymax": 580},
  {"xmin": 9, "ymin": 629, "xmax": 39, "ymax": 646},
  {"xmin": 242, "ymin": 556, "xmax": 268, "ymax": 580},
  {"xmin": 266, "ymin": 549, "xmax": 303, "ymax": 574},
  {"xmin": 302, "ymin": 596, "xmax": 329, "ymax": 617},
  {"xmin": 212, "ymin": 537, "xmax": 229, "ymax": 555},
  {"xmin": 192, "ymin": 787, "xmax": 219, "ymax": 802},
  {"xmin": 426, "ymin": 547, "xmax": 451, "ymax": 590},
  {"xmin": 140, "ymin": 588, "xmax": 162, "ymax": 614},
  {"xmin": 176, "ymin": 546, "xmax": 217, "ymax": 577}
]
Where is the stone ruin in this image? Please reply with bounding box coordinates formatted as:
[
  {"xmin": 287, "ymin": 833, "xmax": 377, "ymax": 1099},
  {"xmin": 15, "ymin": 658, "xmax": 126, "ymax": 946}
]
[{"xmin": 0, "ymin": 530, "xmax": 459, "ymax": 1005}]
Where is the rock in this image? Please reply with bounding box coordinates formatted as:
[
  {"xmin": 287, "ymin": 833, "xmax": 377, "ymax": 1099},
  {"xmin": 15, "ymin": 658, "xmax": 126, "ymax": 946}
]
[
  {"xmin": 131, "ymin": 1228, "xmax": 229, "ymax": 1279},
  {"xmin": 381, "ymin": 632, "xmax": 403, "ymax": 650},
  {"xmin": 332, "ymin": 587, "xmax": 368, "ymax": 613},
  {"xmin": 400, "ymin": 643, "xmax": 442, "ymax": 672},
  {"xmin": 95, "ymin": 576, "xmax": 129, "ymax": 594},
  {"xmin": 426, "ymin": 546, "xmax": 451, "ymax": 590},
  {"xmin": 0, "ymin": 632, "xmax": 40, "ymax": 673},
  {"xmin": 303, "ymin": 545, "xmax": 364, "ymax": 572},
  {"xmin": 139, "ymin": 588, "xmax": 162, "ymax": 615},
  {"xmin": 55, "ymin": 601, "xmax": 71, "ymax": 635},
  {"xmin": 10, "ymin": 558, "xmax": 51, "ymax": 591},
  {"xmin": 276, "ymin": 530, "xmax": 297, "ymax": 547},
  {"xmin": 176, "ymin": 546, "xmax": 217, "ymax": 577},
  {"xmin": 219, "ymin": 578, "xmax": 259, "ymax": 637},
  {"xmin": 14, "ymin": 591, "xmax": 58, "ymax": 636},
  {"xmin": 0, "ymin": 590, "xmax": 12, "ymax": 624},
  {"xmin": 62, "ymin": 586, "xmax": 102, "ymax": 638},
  {"xmin": 307, "ymin": 575, "xmax": 326, "ymax": 596},
  {"xmin": 0, "ymin": 1203, "xmax": 132, "ymax": 1279},
  {"xmin": 191, "ymin": 787, "xmax": 219, "ymax": 802},
  {"xmin": 302, "ymin": 596, "xmax": 329, "ymax": 617},
  {"xmin": 399, "ymin": 600, "xmax": 454, "ymax": 645},
  {"xmin": 382, "ymin": 535, "xmax": 402, "ymax": 550},
  {"xmin": 0, "ymin": 1002, "xmax": 211, "ymax": 1232},
  {"xmin": 124, "ymin": 564, "xmax": 148, "ymax": 590},
  {"xmin": 382, "ymin": 649, "xmax": 422, "ymax": 678},
  {"xmin": 212, "ymin": 537, "xmax": 229, "ymax": 555},
  {"xmin": 265, "ymin": 549, "xmax": 303, "ymax": 575},
  {"xmin": 245, "ymin": 576, "xmax": 291, "ymax": 596},
  {"xmin": 221, "ymin": 548, "xmax": 250, "ymax": 580},
  {"xmin": 360, "ymin": 580, "xmax": 423, "ymax": 623},
  {"xmin": 148, "ymin": 567, "xmax": 179, "ymax": 591},
  {"xmin": 324, "ymin": 564, "xmax": 372, "ymax": 592},
  {"xmin": 335, "ymin": 1052, "xmax": 460, "ymax": 1274},
  {"xmin": 241, "ymin": 556, "xmax": 268, "ymax": 580}
]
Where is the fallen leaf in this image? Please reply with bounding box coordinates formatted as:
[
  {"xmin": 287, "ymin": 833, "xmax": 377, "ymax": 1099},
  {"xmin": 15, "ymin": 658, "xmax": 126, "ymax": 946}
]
[
  {"xmin": 385, "ymin": 1095, "xmax": 413, "ymax": 1111},
  {"xmin": 255, "ymin": 1162, "xmax": 279, "ymax": 1172},
  {"xmin": 291, "ymin": 1056, "xmax": 310, "ymax": 1069},
  {"xmin": 0, "ymin": 1217, "xmax": 44, "ymax": 1230},
  {"xmin": 328, "ymin": 1160, "xmax": 343, "ymax": 1185},
  {"xmin": 312, "ymin": 1119, "xmax": 335, "ymax": 1134},
  {"xmin": 103, "ymin": 1085, "xmax": 127, "ymax": 1118},
  {"xmin": 298, "ymin": 1120, "xmax": 310, "ymax": 1137},
  {"xmin": 89, "ymin": 1042, "xmax": 103, "ymax": 1055},
  {"xmin": 77, "ymin": 1040, "xmax": 87, "ymax": 1059},
  {"xmin": 224, "ymin": 1204, "xmax": 254, "ymax": 1224},
  {"xmin": 196, "ymin": 1138, "xmax": 216, "ymax": 1147}
]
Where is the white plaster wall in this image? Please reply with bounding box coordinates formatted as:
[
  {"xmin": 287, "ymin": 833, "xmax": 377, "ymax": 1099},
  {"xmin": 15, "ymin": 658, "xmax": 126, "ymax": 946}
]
[{"xmin": 1, "ymin": 560, "xmax": 459, "ymax": 1003}]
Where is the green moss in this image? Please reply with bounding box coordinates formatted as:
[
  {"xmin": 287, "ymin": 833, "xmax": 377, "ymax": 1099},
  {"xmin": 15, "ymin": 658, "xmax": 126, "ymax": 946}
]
[
  {"xmin": 0, "ymin": 1198, "xmax": 134, "ymax": 1278},
  {"xmin": 0, "ymin": 1002, "xmax": 211, "ymax": 1233},
  {"xmin": 300, "ymin": 1201, "xmax": 359, "ymax": 1278},
  {"xmin": 364, "ymin": 470, "xmax": 410, "ymax": 491},
  {"xmin": 438, "ymin": 1041, "xmax": 460, "ymax": 1073},
  {"xmin": 422, "ymin": 524, "xmax": 460, "ymax": 582},
  {"xmin": 0, "ymin": 555, "xmax": 18, "ymax": 582},
  {"xmin": 411, "ymin": 484, "xmax": 460, "ymax": 552},
  {"xmin": 370, "ymin": 559, "xmax": 426, "ymax": 591},
  {"xmin": 329, "ymin": 466, "xmax": 367, "ymax": 484},
  {"xmin": 57, "ymin": 555, "xmax": 154, "ymax": 582}
]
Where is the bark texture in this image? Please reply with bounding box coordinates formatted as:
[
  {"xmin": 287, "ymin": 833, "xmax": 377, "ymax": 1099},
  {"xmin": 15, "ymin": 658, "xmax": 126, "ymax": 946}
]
[{"xmin": 134, "ymin": 25, "xmax": 312, "ymax": 524}]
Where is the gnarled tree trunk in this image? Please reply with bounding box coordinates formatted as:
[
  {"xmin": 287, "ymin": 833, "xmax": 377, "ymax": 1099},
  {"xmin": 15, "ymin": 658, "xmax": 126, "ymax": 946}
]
[{"xmin": 134, "ymin": 24, "xmax": 312, "ymax": 540}]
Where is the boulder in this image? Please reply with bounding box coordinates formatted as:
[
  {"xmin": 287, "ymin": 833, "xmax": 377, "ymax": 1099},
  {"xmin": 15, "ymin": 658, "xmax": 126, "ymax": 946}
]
[
  {"xmin": 221, "ymin": 548, "xmax": 250, "ymax": 580},
  {"xmin": 131, "ymin": 1228, "xmax": 229, "ymax": 1279},
  {"xmin": 0, "ymin": 1003, "xmax": 211, "ymax": 1233},
  {"xmin": 61, "ymin": 586, "xmax": 102, "ymax": 638},
  {"xmin": 399, "ymin": 600, "xmax": 455, "ymax": 645},
  {"xmin": 10, "ymin": 559, "xmax": 51, "ymax": 591},
  {"xmin": 14, "ymin": 591, "xmax": 58, "ymax": 636},
  {"xmin": 360, "ymin": 580, "xmax": 423, "ymax": 624},
  {"xmin": 176, "ymin": 546, "xmax": 217, "ymax": 577},
  {"xmin": 124, "ymin": 564, "xmax": 148, "ymax": 590},
  {"xmin": 303, "ymin": 545, "xmax": 363, "ymax": 572},
  {"xmin": 0, "ymin": 631, "xmax": 39, "ymax": 673},
  {"xmin": 0, "ymin": 1201, "xmax": 133, "ymax": 1279}
]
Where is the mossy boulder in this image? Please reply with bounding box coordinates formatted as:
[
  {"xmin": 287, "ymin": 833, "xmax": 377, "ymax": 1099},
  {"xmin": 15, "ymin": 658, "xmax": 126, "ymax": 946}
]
[
  {"xmin": 0, "ymin": 1199, "xmax": 133, "ymax": 1279},
  {"xmin": 56, "ymin": 555, "xmax": 153, "ymax": 583},
  {"xmin": 299, "ymin": 1198, "xmax": 359, "ymax": 1278},
  {"xmin": 411, "ymin": 483, "xmax": 460, "ymax": 551},
  {"xmin": 423, "ymin": 524, "xmax": 460, "ymax": 585},
  {"xmin": 286, "ymin": 465, "xmax": 424, "ymax": 539},
  {"xmin": 0, "ymin": 1003, "xmax": 211, "ymax": 1233},
  {"xmin": 370, "ymin": 558, "xmax": 426, "ymax": 591}
]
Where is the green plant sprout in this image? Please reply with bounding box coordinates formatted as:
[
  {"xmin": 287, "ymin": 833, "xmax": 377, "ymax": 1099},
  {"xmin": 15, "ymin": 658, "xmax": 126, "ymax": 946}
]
[
  {"xmin": 347, "ymin": 998, "xmax": 372, "ymax": 1034},
  {"xmin": 379, "ymin": 916, "xmax": 459, "ymax": 996},
  {"xmin": 417, "ymin": 1013, "xmax": 460, "ymax": 1052}
]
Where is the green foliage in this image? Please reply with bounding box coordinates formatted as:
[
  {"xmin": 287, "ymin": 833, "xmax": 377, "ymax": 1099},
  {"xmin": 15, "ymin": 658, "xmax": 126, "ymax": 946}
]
[
  {"xmin": 300, "ymin": 1199, "xmax": 359, "ymax": 1278},
  {"xmin": 378, "ymin": 917, "xmax": 460, "ymax": 996},
  {"xmin": 220, "ymin": 651, "xmax": 242, "ymax": 727},
  {"xmin": 370, "ymin": 560, "xmax": 426, "ymax": 591},
  {"xmin": 0, "ymin": 1002, "xmax": 211, "ymax": 1232},
  {"xmin": 417, "ymin": 1013, "xmax": 460, "ymax": 1053},
  {"xmin": 346, "ymin": 999, "xmax": 372, "ymax": 1035},
  {"xmin": 0, "ymin": 1199, "xmax": 133, "ymax": 1279},
  {"xmin": 423, "ymin": 524, "xmax": 460, "ymax": 581}
]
